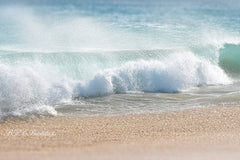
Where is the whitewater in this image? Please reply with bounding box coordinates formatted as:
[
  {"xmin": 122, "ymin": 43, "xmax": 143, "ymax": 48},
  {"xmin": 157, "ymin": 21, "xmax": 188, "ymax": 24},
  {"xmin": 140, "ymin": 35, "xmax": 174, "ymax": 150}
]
[{"xmin": 0, "ymin": 0, "xmax": 240, "ymax": 118}]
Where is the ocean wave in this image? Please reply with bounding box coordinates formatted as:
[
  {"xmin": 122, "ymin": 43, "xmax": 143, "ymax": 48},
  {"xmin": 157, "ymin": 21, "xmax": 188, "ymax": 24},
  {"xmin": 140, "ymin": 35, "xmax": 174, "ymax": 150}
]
[
  {"xmin": 0, "ymin": 63, "xmax": 72, "ymax": 118},
  {"xmin": 74, "ymin": 52, "xmax": 231, "ymax": 97},
  {"xmin": 0, "ymin": 51, "xmax": 232, "ymax": 118}
]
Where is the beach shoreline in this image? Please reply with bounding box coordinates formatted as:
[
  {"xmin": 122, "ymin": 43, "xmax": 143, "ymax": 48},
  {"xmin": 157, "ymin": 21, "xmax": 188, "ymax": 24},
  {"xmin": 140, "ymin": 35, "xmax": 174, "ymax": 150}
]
[{"xmin": 1, "ymin": 106, "xmax": 240, "ymax": 160}]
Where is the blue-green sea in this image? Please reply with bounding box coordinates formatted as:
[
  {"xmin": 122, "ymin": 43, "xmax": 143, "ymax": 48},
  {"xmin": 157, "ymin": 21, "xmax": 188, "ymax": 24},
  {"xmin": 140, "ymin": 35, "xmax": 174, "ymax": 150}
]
[{"xmin": 0, "ymin": 0, "xmax": 240, "ymax": 118}]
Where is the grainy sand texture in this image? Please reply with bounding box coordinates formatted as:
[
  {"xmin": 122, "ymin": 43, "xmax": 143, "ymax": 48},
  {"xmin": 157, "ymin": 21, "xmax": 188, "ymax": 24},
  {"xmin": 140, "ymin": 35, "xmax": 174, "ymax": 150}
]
[{"xmin": 1, "ymin": 106, "xmax": 240, "ymax": 160}]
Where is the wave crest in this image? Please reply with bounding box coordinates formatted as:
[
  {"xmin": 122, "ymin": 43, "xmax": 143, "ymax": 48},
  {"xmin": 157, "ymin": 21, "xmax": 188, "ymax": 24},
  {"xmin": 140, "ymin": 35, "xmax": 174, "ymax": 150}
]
[
  {"xmin": 74, "ymin": 52, "xmax": 231, "ymax": 97},
  {"xmin": 0, "ymin": 51, "xmax": 232, "ymax": 118}
]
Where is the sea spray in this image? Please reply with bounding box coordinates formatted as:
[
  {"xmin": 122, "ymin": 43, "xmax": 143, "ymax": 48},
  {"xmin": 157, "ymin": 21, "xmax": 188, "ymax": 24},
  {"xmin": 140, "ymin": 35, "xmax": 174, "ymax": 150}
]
[{"xmin": 0, "ymin": 51, "xmax": 232, "ymax": 117}]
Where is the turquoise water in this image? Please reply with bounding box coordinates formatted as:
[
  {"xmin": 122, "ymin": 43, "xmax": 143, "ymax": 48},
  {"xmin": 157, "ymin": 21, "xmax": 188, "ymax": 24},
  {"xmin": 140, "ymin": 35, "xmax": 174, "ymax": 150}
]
[{"xmin": 0, "ymin": 0, "xmax": 240, "ymax": 118}]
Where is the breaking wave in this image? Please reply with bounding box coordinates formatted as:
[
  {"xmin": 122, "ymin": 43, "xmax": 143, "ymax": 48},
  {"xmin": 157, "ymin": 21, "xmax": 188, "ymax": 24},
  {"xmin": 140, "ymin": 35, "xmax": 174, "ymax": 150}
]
[{"xmin": 0, "ymin": 49, "xmax": 233, "ymax": 118}]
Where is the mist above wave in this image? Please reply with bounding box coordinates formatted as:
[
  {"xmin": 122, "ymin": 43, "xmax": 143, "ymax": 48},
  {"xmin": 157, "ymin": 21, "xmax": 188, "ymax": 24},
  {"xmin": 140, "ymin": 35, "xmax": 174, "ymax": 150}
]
[{"xmin": 1, "ymin": 2, "xmax": 240, "ymax": 53}]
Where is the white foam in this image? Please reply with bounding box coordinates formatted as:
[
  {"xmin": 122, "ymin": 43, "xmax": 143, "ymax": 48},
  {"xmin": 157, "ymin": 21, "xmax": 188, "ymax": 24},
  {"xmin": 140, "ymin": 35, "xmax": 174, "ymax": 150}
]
[
  {"xmin": 0, "ymin": 50, "xmax": 232, "ymax": 118},
  {"xmin": 74, "ymin": 52, "xmax": 232, "ymax": 97},
  {"xmin": 0, "ymin": 63, "xmax": 72, "ymax": 118}
]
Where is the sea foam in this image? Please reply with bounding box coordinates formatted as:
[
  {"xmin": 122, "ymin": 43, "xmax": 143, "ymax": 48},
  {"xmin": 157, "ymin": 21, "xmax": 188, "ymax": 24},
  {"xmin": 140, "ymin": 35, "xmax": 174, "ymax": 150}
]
[
  {"xmin": 0, "ymin": 51, "xmax": 231, "ymax": 118},
  {"xmin": 74, "ymin": 52, "xmax": 231, "ymax": 97}
]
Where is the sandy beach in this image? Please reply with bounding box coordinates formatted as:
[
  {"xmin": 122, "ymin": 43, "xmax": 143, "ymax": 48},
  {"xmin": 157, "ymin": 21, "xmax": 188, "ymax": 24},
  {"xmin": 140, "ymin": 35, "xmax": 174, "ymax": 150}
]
[{"xmin": 1, "ymin": 106, "xmax": 240, "ymax": 160}]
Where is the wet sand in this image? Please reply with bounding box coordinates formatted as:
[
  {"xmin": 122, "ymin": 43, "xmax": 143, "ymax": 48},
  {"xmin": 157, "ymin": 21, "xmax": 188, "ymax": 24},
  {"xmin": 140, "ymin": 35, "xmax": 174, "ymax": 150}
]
[{"xmin": 1, "ymin": 106, "xmax": 240, "ymax": 160}]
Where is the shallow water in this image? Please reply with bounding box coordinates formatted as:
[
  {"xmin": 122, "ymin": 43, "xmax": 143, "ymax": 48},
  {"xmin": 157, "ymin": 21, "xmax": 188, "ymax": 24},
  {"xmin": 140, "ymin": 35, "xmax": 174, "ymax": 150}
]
[{"xmin": 55, "ymin": 81, "xmax": 240, "ymax": 116}]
